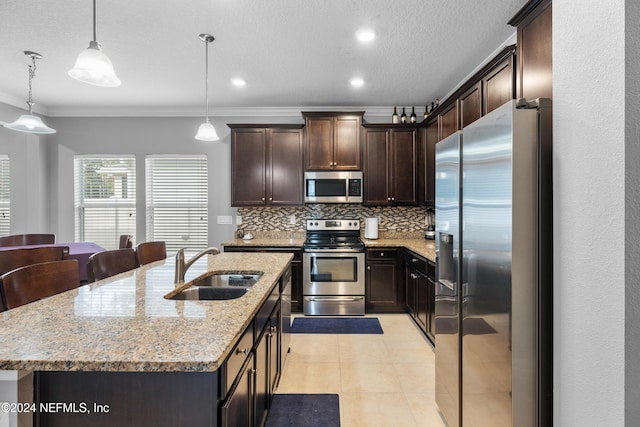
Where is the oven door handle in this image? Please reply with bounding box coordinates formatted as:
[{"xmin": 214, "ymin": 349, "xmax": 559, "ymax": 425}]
[
  {"xmin": 306, "ymin": 297, "xmax": 364, "ymax": 302},
  {"xmin": 303, "ymin": 248, "xmax": 364, "ymax": 253}
]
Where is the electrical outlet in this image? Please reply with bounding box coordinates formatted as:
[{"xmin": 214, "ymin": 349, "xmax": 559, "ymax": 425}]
[
  {"xmin": 289, "ymin": 214, "xmax": 296, "ymax": 225},
  {"xmin": 236, "ymin": 215, "xmax": 243, "ymax": 225},
  {"xmin": 217, "ymin": 215, "xmax": 232, "ymax": 225}
]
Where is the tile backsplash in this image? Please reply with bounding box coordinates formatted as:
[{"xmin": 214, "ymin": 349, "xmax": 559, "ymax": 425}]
[{"xmin": 237, "ymin": 204, "xmax": 429, "ymax": 238}]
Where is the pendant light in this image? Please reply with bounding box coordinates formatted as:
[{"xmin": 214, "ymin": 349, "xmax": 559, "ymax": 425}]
[
  {"xmin": 3, "ymin": 51, "xmax": 56, "ymax": 135},
  {"xmin": 68, "ymin": 0, "xmax": 121, "ymax": 87},
  {"xmin": 195, "ymin": 33, "xmax": 219, "ymax": 141}
]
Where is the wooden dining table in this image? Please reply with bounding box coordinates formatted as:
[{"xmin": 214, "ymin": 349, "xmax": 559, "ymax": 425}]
[{"xmin": 0, "ymin": 242, "xmax": 106, "ymax": 282}]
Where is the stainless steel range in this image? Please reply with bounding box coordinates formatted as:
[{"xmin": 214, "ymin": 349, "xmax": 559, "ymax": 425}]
[{"xmin": 302, "ymin": 219, "xmax": 365, "ymax": 315}]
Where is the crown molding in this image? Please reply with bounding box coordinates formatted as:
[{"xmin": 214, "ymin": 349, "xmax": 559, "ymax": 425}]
[{"xmin": 4, "ymin": 104, "xmax": 395, "ymax": 119}]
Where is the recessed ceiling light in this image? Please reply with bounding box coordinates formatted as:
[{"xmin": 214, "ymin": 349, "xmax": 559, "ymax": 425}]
[
  {"xmin": 350, "ymin": 77, "xmax": 364, "ymax": 87},
  {"xmin": 231, "ymin": 78, "xmax": 246, "ymax": 87},
  {"xmin": 356, "ymin": 30, "xmax": 375, "ymax": 42}
]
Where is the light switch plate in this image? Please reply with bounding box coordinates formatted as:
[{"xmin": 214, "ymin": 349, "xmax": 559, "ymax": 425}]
[{"xmin": 217, "ymin": 215, "xmax": 233, "ymax": 225}]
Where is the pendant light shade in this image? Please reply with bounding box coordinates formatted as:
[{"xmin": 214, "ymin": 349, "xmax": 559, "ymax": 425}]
[
  {"xmin": 195, "ymin": 121, "xmax": 219, "ymax": 141},
  {"xmin": 195, "ymin": 33, "xmax": 219, "ymax": 141},
  {"xmin": 3, "ymin": 51, "xmax": 56, "ymax": 135},
  {"xmin": 68, "ymin": 0, "xmax": 121, "ymax": 87}
]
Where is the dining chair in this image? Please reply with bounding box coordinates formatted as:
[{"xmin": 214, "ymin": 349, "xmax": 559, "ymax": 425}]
[
  {"xmin": 0, "ymin": 233, "xmax": 56, "ymax": 247},
  {"xmin": 86, "ymin": 248, "xmax": 138, "ymax": 282},
  {"xmin": 135, "ymin": 241, "xmax": 167, "ymax": 265},
  {"xmin": 1, "ymin": 259, "xmax": 80, "ymax": 310},
  {"xmin": 119, "ymin": 234, "xmax": 133, "ymax": 249},
  {"xmin": 0, "ymin": 246, "xmax": 69, "ymax": 276}
]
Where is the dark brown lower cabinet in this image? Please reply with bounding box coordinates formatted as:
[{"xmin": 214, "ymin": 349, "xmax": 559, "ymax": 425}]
[
  {"xmin": 404, "ymin": 250, "xmax": 436, "ymax": 344},
  {"xmin": 222, "ymin": 353, "xmax": 255, "ymax": 427},
  {"xmin": 365, "ymin": 248, "xmax": 403, "ymax": 313}
]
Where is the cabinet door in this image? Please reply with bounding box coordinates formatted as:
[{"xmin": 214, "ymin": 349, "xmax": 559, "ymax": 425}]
[
  {"xmin": 460, "ymin": 82, "xmax": 482, "ymax": 128},
  {"xmin": 405, "ymin": 267, "xmax": 416, "ymax": 315},
  {"xmin": 424, "ymin": 121, "xmax": 437, "ymax": 205},
  {"xmin": 268, "ymin": 308, "xmax": 281, "ymax": 393},
  {"xmin": 268, "ymin": 128, "xmax": 304, "ymax": 205},
  {"xmin": 220, "ymin": 354, "xmax": 254, "ymax": 427},
  {"xmin": 389, "ymin": 128, "xmax": 417, "ymax": 205},
  {"xmin": 363, "ymin": 128, "xmax": 389, "ymax": 205},
  {"xmin": 366, "ymin": 258, "xmax": 400, "ymax": 312},
  {"xmin": 516, "ymin": 0, "xmax": 552, "ymax": 101},
  {"xmin": 483, "ymin": 56, "xmax": 514, "ymax": 115},
  {"xmin": 305, "ymin": 117, "xmax": 334, "ymax": 170},
  {"xmin": 416, "ymin": 271, "xmax": 428, "ymax": 333},
  {"xmin": 254, "ymin": 331, "xmax": 268, "ymax": 427},
  {"xmin": 290, "ymin": 259, "xmax": 303, "ymax": 312},
  {"xmin": 333, "ymin": 115, "xmax": 361, "ymax": 170},
  {"xmin": 231, "ymin": 129, "xmax": 267, "ymax": 206},
  {"xmin": 438, "ymin": 102, "xmax": 459, "ymax": 141}
]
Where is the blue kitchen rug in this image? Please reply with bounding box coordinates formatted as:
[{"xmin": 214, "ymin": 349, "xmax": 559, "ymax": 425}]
[
  {"xmin": 265, "ymin": 394, "xmax": 340, "ymax": 427},
  {"xmin": 291, "ymin": 317, "xmax": 383, "ymax": 334}
]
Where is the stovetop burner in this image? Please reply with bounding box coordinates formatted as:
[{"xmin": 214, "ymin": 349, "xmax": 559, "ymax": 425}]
[{"xmin": 303, "ymin": 219, "xmax": 364, "ymax": 251}]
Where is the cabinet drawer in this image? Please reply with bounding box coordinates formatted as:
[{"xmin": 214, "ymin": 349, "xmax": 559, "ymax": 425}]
[
  {"xmin": 405, "ymin": 251, "xmax": 427, "ymax": 274},
  {"xmin": 224, "ymin": 322, "xmax": 255, "ymax": 393},
  {"xmin": 366, "ymin": 248, "xmax": 398, "ymax": 260}
]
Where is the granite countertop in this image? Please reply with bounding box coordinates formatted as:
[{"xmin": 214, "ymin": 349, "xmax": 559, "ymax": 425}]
[
  {"xmin": 222, "ymin": 236, "xmax": 436, "ymax": 261},
  {"xmin": 0, "ymin": 252, "xmax": 292, "ymax": 373}
]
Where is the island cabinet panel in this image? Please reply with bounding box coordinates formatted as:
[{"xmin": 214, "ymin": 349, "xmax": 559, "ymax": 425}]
[
  {"xmin": 365, "ymin": 248, "xmax": 403, "ymax": 313},
  {"xmin": 221, "ymin": 353, "xmax": 255, "ymax": 427},
  {"xmin": 230, "ymin": 125, "xmax": 304, "ymax": 207},
  {"xmin": 303, "ymin": 112, "xmax": 363, "ymax": 171},
  {"xmin": 363, "ymin": 125, "xmax": 418, "ymax": 206},
  {"xmin": 35, "ymin": 371, "xmax": 218, "ymax": 427}
]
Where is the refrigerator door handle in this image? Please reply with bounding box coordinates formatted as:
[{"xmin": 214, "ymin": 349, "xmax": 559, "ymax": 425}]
[{"xmin": 439, "ymin": 279, "xmax": 455, "ymax": 291}]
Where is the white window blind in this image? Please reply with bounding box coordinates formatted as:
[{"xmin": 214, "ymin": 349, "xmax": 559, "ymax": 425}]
[
  {"xmin": 74, "ymin": 156, "xmax": 136, "ymax": 249},
  {"xmin": 145, "ymin": 155, "xmax": 208, "ymax": 254},
  {"xmin": 0, "ymin": 155, "xmax": 9, "ymax": 236}
]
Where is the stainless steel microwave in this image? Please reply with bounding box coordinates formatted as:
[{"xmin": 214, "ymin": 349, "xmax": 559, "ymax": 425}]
[{"xmin": 304, "ymin": 171, "xmax": 363, "ymax": 204}]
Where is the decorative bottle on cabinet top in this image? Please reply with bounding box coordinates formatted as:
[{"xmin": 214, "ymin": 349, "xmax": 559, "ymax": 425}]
[
  {"xmin": 392, "ymin": 106, "xmax": 399, "ymax": 124},
  {"xmin": 400, "ymin": 107, "xmax": 407, "ymax": 123},
  {"xmin": 410, "ymin": 106, "xmax": 417, "ymax": 123}
]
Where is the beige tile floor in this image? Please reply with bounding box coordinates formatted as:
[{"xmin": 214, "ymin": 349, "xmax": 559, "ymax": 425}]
[{"xmin": 275, "ymin": 314, "xmax": 447, "ymax": 427}]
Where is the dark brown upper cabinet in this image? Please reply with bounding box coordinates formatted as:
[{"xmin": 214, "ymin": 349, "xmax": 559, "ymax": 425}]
[
  {"xmin": 509, "ymin": 0, "xmax": 552, "ymax": 101},
  {"xmin": 302, "ymin": 112, "xmax": 363, "ymax": 171},
  {"xmin": 438, "ymin": 102, "xmax": 459, "ymax": 141},
  {"xmin": 460, "ymin": 82, "xmax": 482, "ymax": 128},
  {"xmin": 483, "ymin": 55, "xmax": 515, "ymax": 115},
  {"xmin": 229, "ymin": 125, "xmax": 304, "ymax": 207},
  {"xmin": 363, "ymin": 124, "xmax": 418, "ymax": 206}
]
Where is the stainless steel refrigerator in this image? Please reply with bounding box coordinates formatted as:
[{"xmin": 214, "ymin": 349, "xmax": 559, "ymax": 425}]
[{"xmin": 435, "ymin": 99, "xmax": 552, "ymax": 427}]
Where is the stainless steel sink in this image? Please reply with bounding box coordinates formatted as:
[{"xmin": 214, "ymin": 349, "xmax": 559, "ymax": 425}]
[
  {"xmin": 169, "ymin": 286, "xmax": 248, "ymax": 300},
  {"xmin": 166, "ymin": 272, "xmax": 263, "ymax": 301},
  {"xmin": 192, "ymin": 273, "xmax": 262, "ymax": 288}
]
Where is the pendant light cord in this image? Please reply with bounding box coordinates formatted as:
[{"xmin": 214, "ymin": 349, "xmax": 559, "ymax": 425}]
[
  {"xmin": 27, "ymin": 56, "xmax": 36, "ymax": 114},
  {"xmin": 92, "ymin": 0, "xmax": 97, "ymax": 43},
  {"xmin": 204, "ymin": 38, "xmax": 209, "ymax": 122}
]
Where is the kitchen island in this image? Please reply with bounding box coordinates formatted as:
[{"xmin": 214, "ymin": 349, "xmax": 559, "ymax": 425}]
[{"xmin": 0, "ymin": 251, "xmax": 293, "ymax": 427}]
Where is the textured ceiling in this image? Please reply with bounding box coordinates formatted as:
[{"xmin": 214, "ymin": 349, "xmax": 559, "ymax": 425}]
[{"xmin": 0, "ymin": 0, "xmax": 523, "ymax": 117}]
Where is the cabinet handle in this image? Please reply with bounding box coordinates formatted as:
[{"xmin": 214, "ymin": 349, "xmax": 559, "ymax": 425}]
[
  {"xmin": 269, "ymin": 197, "xmax": 273, "ymax": 201},
  {"xmin": 391, "ymin": 197, "xmax": 395, "ymax": 201},
  {"xmin": 236, "ymin": 348, "xmax": 249, "ymax": 355},
  {"xmin": 380, "ymin": 252, "xmax": 384, "ymax": 257},
  {"xmin": 261, "ymin": 197, "xmax": 265, "ymax": 201},
  {"xmin": 387, "ymin": 197, "xmax": 391, "ymax": 201},
  {"xmin": 329, "ymin": 163, "xmax": 333, "ymax": 167},
  {"xmin": 270, "ymin": 326, "xmax": 277, "ymax": 333},
  {"xmin": 367, "ymin": 265, "xmax": 371, "ymax": 270},
  {"xmin": 411, "ymin": 273, "xmax": 418, "ymax": 279},
  {"xmin": 412, "ymin": 258, "xmax": 418, "ymax": 263}
]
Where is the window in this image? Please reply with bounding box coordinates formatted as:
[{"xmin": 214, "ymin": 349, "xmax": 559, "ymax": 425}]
[
  {"xmin": 0, "ymin": 155, "xmax": 9, "ymax": 236},
  {"xmin": 146, "ymin": 155, "xmax": 208, "ymax": 254},
  {"xmin": 74, "ymin": 156, "xmax": 136, "ymax": 249}
]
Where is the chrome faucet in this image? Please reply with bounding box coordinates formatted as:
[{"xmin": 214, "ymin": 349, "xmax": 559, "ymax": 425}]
[{"xmin": 174, "ymin": 247, "xmax": 220, "ymax": 284}]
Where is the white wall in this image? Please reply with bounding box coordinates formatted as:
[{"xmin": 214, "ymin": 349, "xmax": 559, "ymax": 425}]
[
  {"xmin": 45, "ymin": 114, "xmax": 307, "ymax": 248},
  {"xmin": 554, "ymin": 1, "xmax": 636, "ymax": 425}
]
